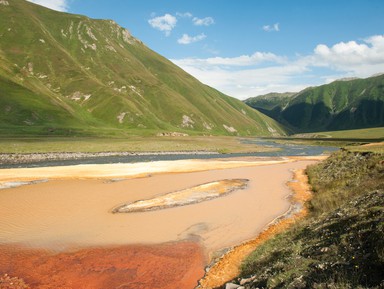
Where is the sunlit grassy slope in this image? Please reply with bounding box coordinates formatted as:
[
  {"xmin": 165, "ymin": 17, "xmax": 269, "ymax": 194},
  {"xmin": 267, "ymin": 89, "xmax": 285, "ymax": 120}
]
[{"xmin": 0, "ymin": 0, "xmax": 286, "ymax": 137}]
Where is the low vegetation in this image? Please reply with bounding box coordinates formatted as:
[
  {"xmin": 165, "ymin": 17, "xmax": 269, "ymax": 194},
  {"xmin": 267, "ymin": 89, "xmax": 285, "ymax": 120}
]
[
  {"xmin": 306, "ymin": 149, "xmax": 384, "ymax": 215},
  {"xmin": 293, "ymin": 127, "xmax": 384, "ymax": 140},
  {"xmin": 347, "ymin": 142, "xmax": 384, "ymax": 154},
  {"xmin": 0, "ymin": 136, "xmax": 276, "ymax": 154},
  {"xmin": 234, "ymin": 149, "xmax": 383, "ymax": 289}
]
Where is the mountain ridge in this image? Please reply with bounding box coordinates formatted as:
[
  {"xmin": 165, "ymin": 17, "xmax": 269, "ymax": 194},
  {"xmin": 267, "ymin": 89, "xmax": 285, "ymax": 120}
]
[{"xmin": 245, "ymin": 74, "xmax": 384, "ymax": 133}]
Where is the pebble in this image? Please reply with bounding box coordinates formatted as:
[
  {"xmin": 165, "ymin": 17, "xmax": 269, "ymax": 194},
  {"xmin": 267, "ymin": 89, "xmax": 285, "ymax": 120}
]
[{"xmin": 225, "ymin": 283, "xmax": 244, "ymax": 289}]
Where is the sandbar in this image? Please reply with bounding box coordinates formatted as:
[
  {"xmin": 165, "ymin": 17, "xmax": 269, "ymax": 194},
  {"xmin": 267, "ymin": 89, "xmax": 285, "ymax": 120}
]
[{"xmin": 112, "ymin": 178, "xmax": 249, "ymax": 213}]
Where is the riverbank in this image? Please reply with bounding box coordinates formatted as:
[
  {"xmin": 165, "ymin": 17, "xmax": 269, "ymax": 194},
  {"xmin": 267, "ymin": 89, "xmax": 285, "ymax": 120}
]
[
  {"xmin": 0, "ymin": 151, "xmax": 218, "ymax": 165},
  {"xmin": 0, "ymin": 136, "xmax": 278, "ymax": 157},
  {"xmin": 0, "ymin": 136, "xmax": 337, "ymax": 168}
]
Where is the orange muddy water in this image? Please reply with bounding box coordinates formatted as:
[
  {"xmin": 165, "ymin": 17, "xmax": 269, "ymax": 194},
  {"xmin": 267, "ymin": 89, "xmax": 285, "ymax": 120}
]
[{"xmin": 0, "ymin": 158, "xmax": 317, "ymax": 288}]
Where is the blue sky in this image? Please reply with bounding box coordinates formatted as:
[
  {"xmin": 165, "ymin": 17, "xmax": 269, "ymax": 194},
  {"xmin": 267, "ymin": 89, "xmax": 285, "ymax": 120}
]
[{"xmin": 28, "ymin": 0, "xmax": 384, "ymax": 99}]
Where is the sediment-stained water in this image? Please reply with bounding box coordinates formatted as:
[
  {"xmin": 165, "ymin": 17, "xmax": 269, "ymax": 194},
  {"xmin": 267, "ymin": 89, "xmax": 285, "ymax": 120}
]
[
  {"xmin": 0, "ymin": 159, "xmax": 315, "ymax": 253},
  {"xmin": 0, "ymin": 158, "xmax": 321, "ymax": 289}
]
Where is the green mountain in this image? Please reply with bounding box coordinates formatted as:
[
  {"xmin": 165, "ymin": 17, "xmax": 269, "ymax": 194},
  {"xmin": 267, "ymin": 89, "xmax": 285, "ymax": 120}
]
[
  {"xmin": 245, "ymin": 75, "xmax": 384, "ymax": 133},
  {"xmin": 0, "ymin": 0, "xmax": 286, "ymax": 137},
  {"xmin": 244, "ymin": 92, "xmax": 296, "ymax": 132}
]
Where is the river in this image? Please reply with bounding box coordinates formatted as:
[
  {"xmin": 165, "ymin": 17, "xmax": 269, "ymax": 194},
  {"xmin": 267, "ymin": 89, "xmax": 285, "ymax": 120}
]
[{"xmin": 0, "ymin": 138, "xmax": 338, "ymax": 168}]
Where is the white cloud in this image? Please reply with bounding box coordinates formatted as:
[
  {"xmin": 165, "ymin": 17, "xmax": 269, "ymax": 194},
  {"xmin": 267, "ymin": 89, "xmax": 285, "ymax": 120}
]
[
  {"xmin": 176, "ymin": 12, "xmax": 193, "ymax": 18},
  {"xmin": 262, "ymin": 23, "xmax": 280, "ymax": 32},
  {"xmin": 176, "ymin": 52, "xmax": 286, "ymax": 66},
  {"xmin": 177, "ymin": 33, "xmax": 207, "ymax": 45},
  {"xmin": 313, "ymin": 35, "xmax": 384, "ymax": 74},
  {"xmin": 26, "ymin": 0, "xmax": 69, "ymax": 11},
  {"xmin": 172, "ymin": 57, "xmax": 309, "ymax": 98},
  {"xmin": 149, "ymin": 13, "xmax": 214, "ymax": 38},
  {"xmin": 148, "ymin": 14, "xmax": 177, "ymax": 36},
  {"xmin": 193, "ymin": 17, "xmax": 215, "ymax": 26},
  {"xmin": 171, "ymin": 35, "xmax": 384, "ymax": 99}
]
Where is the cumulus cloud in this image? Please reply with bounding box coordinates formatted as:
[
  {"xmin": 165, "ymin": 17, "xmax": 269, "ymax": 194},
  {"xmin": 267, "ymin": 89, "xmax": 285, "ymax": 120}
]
[
  {"xmin": 262, "ymin": 23, "xmax": 280, "ymax": 32},
  {"xmin": 26, "ymin": 0, "xmax": 69, "ymax": 11},
  {"xmin": 149, "ymin": 12, "xmax": 214, "ymax": 39},
  {"xmin": 148, "ymin": 14, "xmax": 177, "ymax": 36},
  {"xmin": 171, "ymin": 35, "xmax": 384, "ymax": 99},
  {"xmin": 313, "ymin": 35, "xmax": 384, "ymax": 72},
  {"xmin": 178, "ymin": 33, "xmax": 207, "ymax": 45},
  {"xmin": 193, "ymin": 17, "xmax": 215, "ymax": 26}
]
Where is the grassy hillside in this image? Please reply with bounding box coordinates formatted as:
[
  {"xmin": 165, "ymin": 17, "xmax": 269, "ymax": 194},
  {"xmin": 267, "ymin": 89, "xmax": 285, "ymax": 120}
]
[
  {"xmin": 0, "ymin": 0, "xmax": 286, "ymax": 137},
  {"xmin": 244, "ymin": 92, "xmax": 296, "ymax": 122},
  {"xmin": 228, "ymin": 149, "xmax": 384, "ymax": 288},
  {"xmin": 245, "ymin": 75, "xmax": 384, "ymax": 133}
]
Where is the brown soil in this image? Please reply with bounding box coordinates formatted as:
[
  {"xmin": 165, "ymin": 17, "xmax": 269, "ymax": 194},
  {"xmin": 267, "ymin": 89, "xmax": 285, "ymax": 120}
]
[
  {"xmin": 0, "ymin": 241, "xmax": 205, "ymax": 289},
  {"xmin": 197, "ymin": 169, "xmax": 313, "ymax": 289}
]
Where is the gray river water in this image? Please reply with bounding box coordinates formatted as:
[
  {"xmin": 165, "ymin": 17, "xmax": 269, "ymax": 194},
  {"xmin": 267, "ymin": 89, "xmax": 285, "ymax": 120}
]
[{"xmin": 1, "ymin": 139, "xmax": 339, "ymax": 169}]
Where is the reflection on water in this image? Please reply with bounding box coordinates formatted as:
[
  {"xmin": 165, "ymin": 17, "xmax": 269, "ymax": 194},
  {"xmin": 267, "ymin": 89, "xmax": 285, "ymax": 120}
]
[{"xmin": 1, "ymin": 138, "xmax": 338, "ymax": 169}]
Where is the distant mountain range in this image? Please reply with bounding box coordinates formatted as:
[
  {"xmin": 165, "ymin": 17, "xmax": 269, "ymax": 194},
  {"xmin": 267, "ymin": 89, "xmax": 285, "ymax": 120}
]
[
  {"xmin": 245, "ymin": 74, "xmax": 384, "ymax": 133},
  {"xmin": 0, "ymin": 0, "xmax": 286, "ymax": 137}
]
